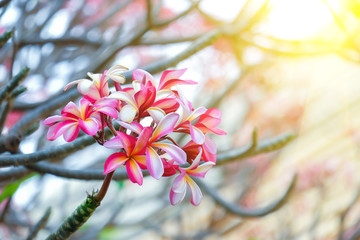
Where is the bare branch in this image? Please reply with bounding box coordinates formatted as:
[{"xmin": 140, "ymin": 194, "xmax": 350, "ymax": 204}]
[
  {"xmin": 217, "ymin": 132, "xmax": 295, "ymax": 166},
  {"xmin": 0, "ymin": 134, "xmax": 96, "ymax": 167},
  {"xmin": 0, "ymin": 67, "xmax": 29, "ymax": 105},
  {"xmin": 195, "ymin": 174, "xmax": 297, "ymax": 217},
  {"xmin": 26, "ymin": 207, "xmax": 51, "ymax": 240}
]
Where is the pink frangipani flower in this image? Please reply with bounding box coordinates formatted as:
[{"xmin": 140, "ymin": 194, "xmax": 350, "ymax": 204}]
[
  {"xmin": 44, "ymin": 98, "xmax": 102, "ymax": 142},
  {"xmin": 118, "ymin": 113, "xmax": 187, "ymax": 179},
  {"xmin": 170, "ymin": 149, "xmax": 214, "ymax": 206},
  {"xmin": 103, "ymin": 127, "xmax": 152, "ymax": 185}
]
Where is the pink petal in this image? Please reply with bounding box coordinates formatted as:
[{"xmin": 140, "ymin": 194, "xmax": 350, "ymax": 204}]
[
  {"xmin": 150, "ymin": 113, "xmax": 179, "ymax": 142},
  {"xmin": 63, "ymin": 124, "xmax": 80, "ymax": 142},
  {"xmin": 203, "ymin": 136, "xmax": 217, "ymax": 155},
  {"xmin": 104, "ymin": 152, "xmax": 128, "ymax": 175},
  {"xmin": 188, "ymin": 107, "xmax": 207, "ymax": 122},
  {"xmin": 159, "ymin": 69, "xmax": 195, "ymax": 90},
  {"xmin": 132, "ymin": 69, "xmax": 155, "ymax": 86},
  {"xmin": 160, "ymin": 69, "xmax": 187, "ymax": 83},
  {"xmin": 170, "ymin": 187, "xmax": 186, "ymax": 205},
  {"xmin": 43, "ymin": 115, "xmax": 64, "ymax": 125},
  {"xmin": 116, "ymin": 121, "xmax": 143, "ymax": 135},
  {"xmin": 97, "ymin": 106, "xmax": 118, "ymax": 119},
  {"xmin": 126, "ymin": 159, "xmax": 143, "ymax": 185},
  {"xmin": 46, "ymin": 123, "xmax": 63, "ymax": 141},
  {"xmin": 159, "ymin": 79, "xmax": 197, "ymax": 90},
  {"xmin": 132, "ymin": 127, "xmax": 152, "ymax": 155},
  {"xmin": 62, "ymin": 101, "xmax": 81, "ymax": 118},
  {"xmin": 78, "ymin": 118, "xmax": 99, "ymax": 135},
  {"xmin": 185, "ymin": 175, "xmax": 203, "ymax": 206},
  {"xmin": 146, "ymin": 147, "xmax": 164, "ymax": 180},
  {"xmin": 151, "ymin": 142, "xmax": 186, "ymax": 164},
  {"xmin": 79, "ymin": 98, "xmax": 92, "ymax": 118},
  {"xmin": 189, "ymin": 125, "xmax": 205, "ymax": 145},
  {"xmin": 104, "ymin": 135, "xmax": 124, "ymax": 149},
  {"xmin": 152, "ymin": 98, "xmax": 179, "ymax": 114},
  {"xmin": 134, "ymin": 85, "xmax": 156, "ymax": 114},
  {"xmin": 46, "ymin": 120, "xmax": 75, "ymax": 141},
  {"xmin": 116, "ymin": 132, "xmax": 137, "ymax": 155},
  {"xmin": 195, "ymin": 123, "xmax": 227, "ymax": 135},
  {"xmin": 187, "ymin": 162, "xmax": 215, "ymax": 178},
  {"xmin": 84, "ymin": 85, "xmax": 101, "ymax": 102},
  {"xmin": 171, "ymin": 172, "xmax": 187, "ymax": 193}
]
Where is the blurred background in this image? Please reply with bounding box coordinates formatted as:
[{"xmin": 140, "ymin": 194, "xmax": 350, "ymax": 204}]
[{"xmin": 1, "ymin": 0, "xmax": 360, "ymax": 239}]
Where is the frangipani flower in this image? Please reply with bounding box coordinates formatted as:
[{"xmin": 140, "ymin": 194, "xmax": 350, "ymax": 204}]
[
  {"xmin": 170, "ymin": 149, "xmax": 214, "ymax": 206},
  {"xmin": 118, "ymin": 113, "xmax": 187, "ymax": 179},
  {"xmin": 103, "ymin": 128, "xmax": 152, "ymax": 185},
  {"xmin": 44, "ymin": 98, "xmax": 101, "ymax": 142},
  {"xmin": 64, "ymin": 65, "xmax": 128, "ymax": 103},
  {"xmin": 175, "ymin": 91, "xmax": 226, "ymax": 144}
]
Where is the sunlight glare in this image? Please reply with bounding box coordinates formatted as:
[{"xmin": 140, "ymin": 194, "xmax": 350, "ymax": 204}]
[{"xmin": 266, "ymin": 0, "xmax": 335, "ymax": 40}]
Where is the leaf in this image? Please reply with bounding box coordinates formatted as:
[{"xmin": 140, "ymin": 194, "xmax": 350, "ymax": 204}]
[{"xmin": 0, "ymin": 173, "xmax": 37, "ymax": 203}]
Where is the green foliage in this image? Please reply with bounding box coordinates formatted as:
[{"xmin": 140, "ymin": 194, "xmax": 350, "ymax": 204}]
[
  {"xmin": 0, "ymin": 173, "xmax": 37, "ymax": 203},
  {"xmin": 0, "ymin": 31, "xmax": 12, "ymax": 48}
]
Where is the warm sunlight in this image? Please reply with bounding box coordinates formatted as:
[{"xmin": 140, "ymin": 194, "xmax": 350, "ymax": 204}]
[{"xmin": 266, "ymin": 0, "xmax": 335, "ymax": 40}]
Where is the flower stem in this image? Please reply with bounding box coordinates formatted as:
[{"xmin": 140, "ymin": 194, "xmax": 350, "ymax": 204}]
[{"xmin": 46, "ymin": 171, "xmax": 115, "ymax": 240}]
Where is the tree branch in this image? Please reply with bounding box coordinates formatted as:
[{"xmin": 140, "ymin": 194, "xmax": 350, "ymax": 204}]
[{"xmin": 195, "ymin": 174, "xmax": 297, "ymax": 217}]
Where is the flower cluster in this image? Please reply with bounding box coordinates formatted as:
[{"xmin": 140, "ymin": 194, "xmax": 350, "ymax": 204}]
[{"xmin": 44, "ymin": 65, "xmax": 226, "ymax": 206}]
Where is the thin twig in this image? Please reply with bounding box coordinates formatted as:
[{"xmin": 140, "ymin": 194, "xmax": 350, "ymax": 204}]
[
  {"xmin": 26, "ymin": 207, "xmax": 51, "ymax": 240},
  {"xmin": 195, "ymin": 174, "xmax": 297, "ymax": 217},
  {"xmin": 0, "ymin": 67, "xmax": 29, "ymax": 105}
]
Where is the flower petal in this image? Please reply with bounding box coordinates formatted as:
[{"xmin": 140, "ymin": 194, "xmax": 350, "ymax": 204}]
[
  {"xmin": 150, "ymin": 112, "xmax": 179, "ymax": 142},
  {"xmin": 132, "ymin": 127, "xmax": 152, "ymax": 155},
  {"xmin": 146, "ymin": 147, "xmax": 164, "ymax": 179},
  {"xmin": 132, "ymin": 69, "xmax": 155, "ymax": 86},
  {"xmin": 203, "ymin": 136, "xmax": 217, "ymax": 154},
  {"xmin": 63, "ymin": 124, "xmax": 80, "ymax": 142},
  {"xmin": 119, "ymin": 104, "xmax": 137, "ymax": 123},
  {"xmin": 62, "ymin": 101, "xmax": 81, "ymax": 118},
  {"xmin": 159, "ymin": 69, "xmax": 196, "ymax": 90},
  {"xmin": 132, "ymin": 155, "xmax": 147, "ymax": 169},
  {"xmin": 116, "ymin": 121, "xmax": 143, "ymax": 135},
  {"xmin": 189, "ymin": 125, "xmax": 205, "ymax": 145},
  {"xmin": 78, "ymin": 118, "xmax": 99, "ymax": 135},
  {"xmin": 116, "ymin": 132, "xmax": 137, "ymax": 155},
  {"xmin": 147, "ymin": 107, "xmax": 166, "ymax": 124},
  {"xmin": 185, "ymin": 175, "xmax": 203, "ymax": 206},
  {"xmin": 151, "ymin": 142, "xmax": 186, "ymax": 164},
  {"xmin": 43, "ymin": 115, "xmax": 64, "ymax": 125},
  {"xmin": 170, "ymin": 187, "xmax": 186, "ymax": 205},
  {"xmin": 126, "ymin": 159, "xmax": 143, "ymax": 185},
  {"xmin": 171, "ymin": 172, "xmax": 187, "ymax": 193},
  {"xmin": 187, "ymin": 162, "xmax": 215, "ymax": 178},
  {"xmin": 104, "ymin": 135, "xmax": 124, "ymax": 149},
  {"xmin": 188, "ymin": 107, "xmax": 207, "ymax": 122},
  {"xmin": 104, "ymin": 152, "xmax": 128, "ymax": 174},
  {"xmin": 77, "ymin": 79, "xmax": 93, "ymax": 95},
  {"xmin": 108, "ymin": 91, "xmax": 137, "ymax": 109}
]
